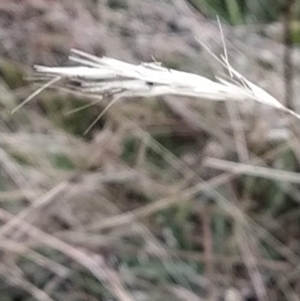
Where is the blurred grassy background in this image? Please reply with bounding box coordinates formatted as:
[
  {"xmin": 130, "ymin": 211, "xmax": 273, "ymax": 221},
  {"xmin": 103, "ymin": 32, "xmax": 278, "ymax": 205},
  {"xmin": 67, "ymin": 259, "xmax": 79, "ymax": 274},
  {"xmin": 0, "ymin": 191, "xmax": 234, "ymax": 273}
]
[{"xmin": 0, "ymin": 0, "xmax": 300, "ymax": 301}]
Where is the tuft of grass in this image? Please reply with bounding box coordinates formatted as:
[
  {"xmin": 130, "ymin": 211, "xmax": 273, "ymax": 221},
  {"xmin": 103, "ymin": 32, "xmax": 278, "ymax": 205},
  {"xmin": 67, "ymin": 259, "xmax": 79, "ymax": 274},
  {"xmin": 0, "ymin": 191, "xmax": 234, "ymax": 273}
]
[{"xmin": 3, "ymin": 3, "xmax": 300, "ymax": 300}]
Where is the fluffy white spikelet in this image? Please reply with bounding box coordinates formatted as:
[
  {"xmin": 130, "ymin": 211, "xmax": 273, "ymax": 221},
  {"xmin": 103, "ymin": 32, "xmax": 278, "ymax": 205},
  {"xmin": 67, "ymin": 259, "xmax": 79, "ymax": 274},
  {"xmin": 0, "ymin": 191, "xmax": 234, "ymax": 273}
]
[
  {"xmin": 15, "ymin": 48, "xmax": 300, "ymax": 126},
  {"xmin": 34, "ymin": 49, "xmax": 246, "ymax": 101}
]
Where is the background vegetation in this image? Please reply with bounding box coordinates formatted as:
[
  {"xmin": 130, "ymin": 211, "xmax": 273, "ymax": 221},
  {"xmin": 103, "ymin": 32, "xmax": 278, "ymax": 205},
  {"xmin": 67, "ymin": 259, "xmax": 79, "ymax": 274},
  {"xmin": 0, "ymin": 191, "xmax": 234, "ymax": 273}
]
[{"xmin": 0, "ymin": 0, "xmax": 300, "ymax": 301}]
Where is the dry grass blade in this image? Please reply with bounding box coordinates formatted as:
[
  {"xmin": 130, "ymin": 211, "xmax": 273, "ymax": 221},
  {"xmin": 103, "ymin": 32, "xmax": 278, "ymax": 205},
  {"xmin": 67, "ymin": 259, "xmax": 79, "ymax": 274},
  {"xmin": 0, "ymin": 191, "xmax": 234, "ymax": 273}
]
[
  {"xmin": 204, "ymin": 158, "xmax": 300, "ymax": 184},
  {"xmin": 83, "ymin": 96, "xmax": 121, "ymax": 135},
  {"xmin": 0, "ymin": 239, "xmax": 69, "ymax": 277},
  {"xmin": 0, "ymin": 263, "xmax": 55, "ymax": 301},
  {"xmin": 11, "ymin": 76, "xmax": 61, "ymax": 114},
  {"xmin": 0, "ymin": 208, "xmax": 135, "ymax": 301},
  {"xmin": 0, "ymin": 181, "xmax": 70, "ymax": 237},
  {"xmin": 0, "ymin": 147, "xmax": 38, "ymax": 202}
]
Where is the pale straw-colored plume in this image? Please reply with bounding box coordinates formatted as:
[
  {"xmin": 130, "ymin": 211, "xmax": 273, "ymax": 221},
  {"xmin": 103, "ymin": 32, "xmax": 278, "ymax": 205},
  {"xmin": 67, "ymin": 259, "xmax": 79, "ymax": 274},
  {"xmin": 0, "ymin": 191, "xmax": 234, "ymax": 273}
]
[{"xmin": 14, "ymin": 48, "xmax": 300, "ymax": 133}]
